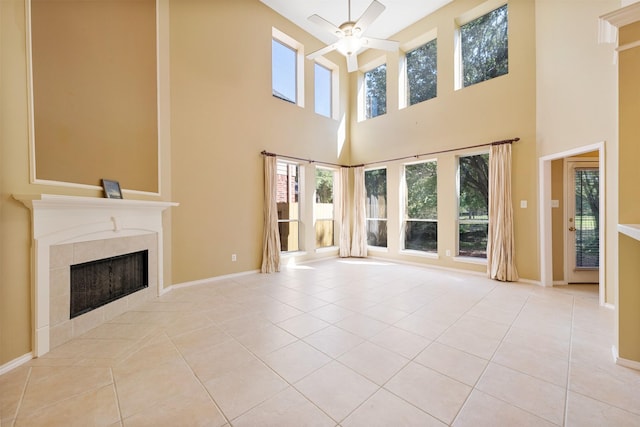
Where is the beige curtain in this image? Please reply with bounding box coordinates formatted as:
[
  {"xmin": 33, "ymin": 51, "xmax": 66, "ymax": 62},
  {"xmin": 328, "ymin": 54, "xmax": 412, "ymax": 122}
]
[
  {"xmin": 351, "ymin": 166, "xmax": 368, "ymax": 257},
  {"xmin": 487, "ymin": 143, "xmax": 518, "ymax": 281},
  {"xmin": 338, "ymin": 167, "xmax": 351, "ymax": 257},
  {"xmin": 261, "ymin": 156, "xmax": 281, "ymax": 273}
]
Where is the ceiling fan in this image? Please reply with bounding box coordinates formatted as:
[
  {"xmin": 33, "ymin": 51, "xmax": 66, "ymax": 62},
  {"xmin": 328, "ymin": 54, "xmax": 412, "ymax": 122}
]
[{"xmin": 306, "ymin": 0, "xmax": 399, "ymax": 73}]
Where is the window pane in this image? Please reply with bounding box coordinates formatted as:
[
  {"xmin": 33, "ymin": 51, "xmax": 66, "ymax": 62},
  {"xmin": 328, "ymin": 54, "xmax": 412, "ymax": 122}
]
[
  {"xmin": 272, "ymin": 39, "xmax": 297, "ymax": 103},
  {"xmin": 367, "ymin": 220, "xmax": 387, "ymax": 247},
  {"xmin": 365, "ymin": 169, "xmax": 387, "ymax": 219},
  {"xmin": 315, "ymin": 220, "xmax": 334, "ymax": 248},
  {"xmin": 405, "ymin": 161, "xmax": 437, "ymax": 252},
  {"xmin": 279, "ymin": 221, "xmax": 299, "ymax": 252},
  {"xmin": 315, "ymin": 168, "xmax": 334, "ymax": 205},
  {"xmin": 364, "ymin": 64, "xmax": 387, "ymax": 119},
  {"xmin": 461, "ymin": 4, "xmax": 508, "ymax": 87},
  {"xmin": 365, "ymin": 168, "xmax": 387, "ymax": 248},
  {"xmin": 405, "ymin": 221, "xmax": 437, "ymax": 252},
  {"xmin": 277, "ymin": 162, "xmax": 299, "ymax": 252},
  {"xmin": 575, "ymin": 169, "xmax": 599, "ymax": 268},
  {"xmin": 458, "ymin": 154, "xmax": 489, "ymax": 257},
  {"xmin": 315, "ymin": 168, "xmax": 334, "ymax": 248},
  {"xmin": 458, "ymin": 223, "xmax": 488, "ymax": 258},
  {"xmin": 406, "ymin": 162, "xmax": 437, "ymax": 220},
  {"xmin": 459, "ymin": 154, "xmax": 489, "ymax": 220},
  {"xmin": 315, "ymin": 63, "xmax": 332, "ymax": 117},
  {"xmin": 277, "ymin": 162, "xmax": 299, "ymax": 221},
  {"xmin": 406, "ymin": 39, "xmax": 437, "ymax": 105}
]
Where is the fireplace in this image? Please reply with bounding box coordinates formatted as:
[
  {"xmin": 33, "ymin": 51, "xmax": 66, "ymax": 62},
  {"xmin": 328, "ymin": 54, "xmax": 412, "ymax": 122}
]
[
  {"xmin": 14, "ymin": 194, "xmax": 178, "ymax": 356},
  {"xmin": 70, "ymin": 250, "xmax": 149, "ymax": 318}
]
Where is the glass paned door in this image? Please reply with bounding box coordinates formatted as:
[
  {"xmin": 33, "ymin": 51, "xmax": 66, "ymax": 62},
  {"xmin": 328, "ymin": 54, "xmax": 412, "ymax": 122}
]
[{"xmin": 567, "ymin": 162, "xmax": 599, "ymax": 283}]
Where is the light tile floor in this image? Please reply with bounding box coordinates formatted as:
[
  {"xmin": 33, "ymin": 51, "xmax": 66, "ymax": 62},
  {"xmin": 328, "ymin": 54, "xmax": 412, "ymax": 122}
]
[{"xmin": 1, "ymin": 258, "xmax": 639, "ymax": 426}]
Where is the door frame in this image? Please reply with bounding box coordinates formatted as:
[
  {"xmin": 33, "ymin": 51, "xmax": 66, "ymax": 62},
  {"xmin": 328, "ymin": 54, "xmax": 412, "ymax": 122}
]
[
  {"xmin": 564, "ymin": 157, "xmax": 600, "ymax": 284},
  {"xmin": 539, "ymin": 142, "xmax": 605, "ymax": 306}
]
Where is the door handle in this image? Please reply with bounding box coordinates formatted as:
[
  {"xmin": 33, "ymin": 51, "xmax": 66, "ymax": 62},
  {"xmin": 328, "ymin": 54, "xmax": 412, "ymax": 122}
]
[{"xmin": 569, "ymin": 226, "xmax": 576, "ymax": 232}]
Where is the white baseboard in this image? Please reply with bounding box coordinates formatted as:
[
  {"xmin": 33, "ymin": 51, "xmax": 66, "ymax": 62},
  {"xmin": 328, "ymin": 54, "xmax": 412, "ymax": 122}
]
[
  {"xmin": 367, "ymin": 255, "xmax": 487, "ymax": 278},
  {"xmin": 0, "ymin": 353, "xmax": 33, "ymax": 376},
  {"xmin": 553, "ymin": 281, "xmax": 569, "ymax": 286},
  {"xmin": 517, "ymin": 278, "xmax": 542, "ymax": 286},
  {"xmin": 612, "ymin": 346, "xmax": 640, "ymax": 371},
  {"xmin": 165, "ymin": 269, "xmax": 261, "ymax": 293}
]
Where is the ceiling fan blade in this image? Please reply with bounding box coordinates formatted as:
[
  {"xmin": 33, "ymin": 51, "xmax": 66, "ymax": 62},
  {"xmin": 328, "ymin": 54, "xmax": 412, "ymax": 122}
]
[
  {"xmin": 308, "ymin": 14, "xmax": 343, "ymax": 37},
  {"xmin": 362, "ymin": 37, "xmax": 399, "ymax": 52},
  {"xmin": 347, "ymin": 54, "xmax": 359, "ymax": 73},
  {"xmin": 306, "ymin": 43, "xmax": 338, "ymax": 60},
  {"xmin": 355, "ymin": 0, "xmax": 385, "ymax": 34}
]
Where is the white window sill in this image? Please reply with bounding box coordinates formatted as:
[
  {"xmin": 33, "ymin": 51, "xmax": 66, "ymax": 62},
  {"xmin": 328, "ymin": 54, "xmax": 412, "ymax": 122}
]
[
  {"xmin": 315, "ymin": 246, "xmax": 339, "ymax": 254},
  {"xmin": 281, "ymin": 251, "xmax": 307, "ymax": 259},
  {"xmin": 453, "ymin": 256, "xmax": 487, "ymax": 265},
  {"xmin": 367, "ymin": 246, "xmax": 389, "ymax": 253},
  {"xmin": 400, "ymin": 249, "xmax": 439, "ymax": 260}
]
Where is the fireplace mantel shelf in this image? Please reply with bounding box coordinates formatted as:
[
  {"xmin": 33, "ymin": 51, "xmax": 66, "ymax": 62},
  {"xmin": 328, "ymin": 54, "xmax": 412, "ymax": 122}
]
[{"xmin": 13, "ymin": 193, "xmax": 178, "ymax": 211}]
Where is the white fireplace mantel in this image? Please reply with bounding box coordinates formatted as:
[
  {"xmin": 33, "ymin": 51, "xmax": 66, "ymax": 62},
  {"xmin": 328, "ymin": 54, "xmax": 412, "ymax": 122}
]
[{"xmin": 14, "ymin": 194, "xmax": 178, "ymax": 356}]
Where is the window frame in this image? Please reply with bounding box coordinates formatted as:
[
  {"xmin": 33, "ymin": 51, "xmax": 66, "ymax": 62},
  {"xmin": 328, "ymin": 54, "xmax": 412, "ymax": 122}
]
[
  {"xmin": 399, "ymin": 29, "xmax": 438, "ymax": 110},
  {"xmin": 272, "ymin": 28, "xmax": 305, "ymax": 107},
  {"xmin": 364, "ymin": 166, "xmax": 388, "ymax": 249},
  {"xmin": 402, "ymin": 159, "xmax": 438, "ymax": 255},
  {"xmin": 454, "ymin": 0, "xmax": 508, "ymax": 90},
  {"xmin": 276, "ymin": 160, "xmax": 302, "ymax": 253},
  {"xmin": 456, "ymin": 152, "xmax": 489, "ymax": 261}
]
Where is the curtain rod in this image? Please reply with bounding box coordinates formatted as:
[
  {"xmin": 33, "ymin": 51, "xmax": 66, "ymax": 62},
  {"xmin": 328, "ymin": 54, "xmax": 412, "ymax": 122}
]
[{"xmin": 261, "ymin": 137, "xmax": 520, "ymax": 168}]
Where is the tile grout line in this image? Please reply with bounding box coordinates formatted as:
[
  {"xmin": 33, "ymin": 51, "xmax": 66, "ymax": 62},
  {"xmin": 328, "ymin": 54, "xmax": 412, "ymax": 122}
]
[
  {"xmin": 563, "ymin": 296, "xmax": 576, "ymax": 426},
  {"xmin": 167, "ymin": 330, "xmax": 233, "ymax": 426},
  {"xmin": 109, "ymin": 367, "xmax": 124, "ymax": 426},
  {"xmin": 7, "ymin": 367, "xmax": 32, "ymax": 426}
]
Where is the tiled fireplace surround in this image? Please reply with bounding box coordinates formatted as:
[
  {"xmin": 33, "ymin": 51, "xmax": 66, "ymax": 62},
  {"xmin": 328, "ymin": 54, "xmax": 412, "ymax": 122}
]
[
  {"xmin": 15, "ymin": 194, "xmax": 177, "ymax": 357},
  {"xmin": 49, "ymin": 234, "xmax": 158, "ymax": 349}
]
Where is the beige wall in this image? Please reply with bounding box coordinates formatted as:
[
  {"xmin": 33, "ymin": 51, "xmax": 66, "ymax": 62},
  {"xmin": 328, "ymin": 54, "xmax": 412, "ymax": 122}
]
[
  {"xmin": 168, "ymin": 0, "xmax": 350, "ymax": 284},
  {"xmin": 536, "ymin": 0, "xmax": 618, "ymax": 303},
  {"xmin": 348, "ymin": 0, "xmax": 538, "ymax": 279},
  {"xmin": 31, "ymin": 0, "xmax": 158, "ymax": 192},
  {"xmin": 618, "ymin": 20, "xmax": 640, "ymax": 362}
]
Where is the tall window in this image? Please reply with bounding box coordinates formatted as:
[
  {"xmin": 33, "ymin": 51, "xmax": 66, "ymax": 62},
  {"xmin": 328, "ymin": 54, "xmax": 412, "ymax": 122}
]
[
  {"xmin": 277, "ymin": 161, "xmax": 300, "ymax": 252},
  {"xmin": 364, "ymin": 64, "xmax": 387, "ymax": 119},
  {"xmin": 315, "ymin": 168, "xmax": 335, "ymax": 248},
  {"xmin": 314, "ymin": 63, "xmax": 332, "ymax": 118},
  {"xmin": 404, "ymin": 161, "xmax": 437, "ymax": 253},
  {"xmin": 406, "ymin": 39, "xmax": 437, "ymax": 106},
  {"xmin": 459, "ymin": 4, "xmax": 508, "ymax": 88},
  {"xmin": 272, "ymin": 39, "xmax": 297, "ymax": 103},
  {"xmin": 365, "ymin": 168, "xmax": 387, "ymax": 247},
  {"xmin": 458, "ymin": 154, "xmax": 489, "ymax": 258}
]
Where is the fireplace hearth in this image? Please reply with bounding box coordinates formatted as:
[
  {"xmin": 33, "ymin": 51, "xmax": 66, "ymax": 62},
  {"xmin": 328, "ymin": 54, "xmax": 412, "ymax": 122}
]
[{"xmin": 70, "ymin": 250, "xmax": 149, "ymax": 318}]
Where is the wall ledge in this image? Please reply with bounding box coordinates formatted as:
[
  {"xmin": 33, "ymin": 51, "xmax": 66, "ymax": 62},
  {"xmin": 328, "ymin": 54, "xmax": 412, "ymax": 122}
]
[{"xmin": 618, "ymin": 224, "xmax": 640, "ymax": 241}]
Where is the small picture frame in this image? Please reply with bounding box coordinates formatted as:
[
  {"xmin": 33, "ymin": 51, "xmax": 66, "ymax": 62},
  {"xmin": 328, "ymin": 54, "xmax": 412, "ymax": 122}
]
[{"xmin": 102, "ymin": 179, "xmax": 123, "ymax": 199}]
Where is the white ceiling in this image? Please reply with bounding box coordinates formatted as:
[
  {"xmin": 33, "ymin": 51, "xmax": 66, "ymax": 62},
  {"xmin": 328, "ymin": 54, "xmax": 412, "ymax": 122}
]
[{"xmin": 260, "ymin": 0, "xmax": 453, "ymax": 46}]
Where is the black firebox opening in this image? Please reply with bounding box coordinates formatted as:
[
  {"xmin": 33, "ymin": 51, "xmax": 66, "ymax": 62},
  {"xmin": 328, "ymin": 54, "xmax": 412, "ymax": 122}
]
[{"xmin": 70, "ymin": 250, "xmax": 149, "ymax": 319}]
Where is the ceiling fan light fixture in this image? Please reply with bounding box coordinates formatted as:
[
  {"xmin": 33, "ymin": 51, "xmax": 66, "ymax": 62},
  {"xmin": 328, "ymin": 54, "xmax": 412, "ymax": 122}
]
[{"xmin": 336, "ymin": 35, "xmax": 363, "ymax": 56}]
